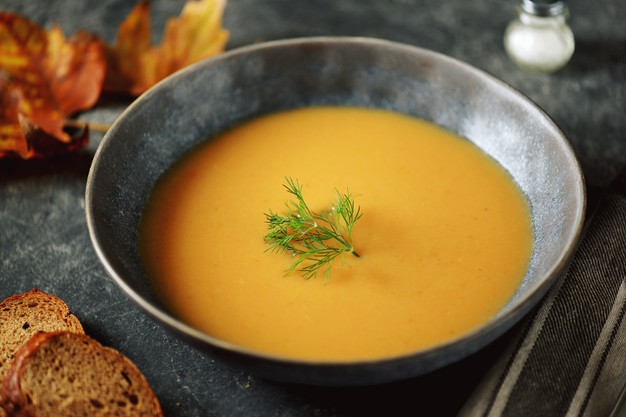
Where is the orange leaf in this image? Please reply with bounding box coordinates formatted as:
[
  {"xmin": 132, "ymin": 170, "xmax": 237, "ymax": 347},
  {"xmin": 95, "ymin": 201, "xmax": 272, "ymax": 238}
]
[
  {"xmin": 105, "ymin": 0, "xmax": 229, "ymax": 96},
  {"xmin": 0, "ymin": 12, "xmax": 105, "ymax": 158}
]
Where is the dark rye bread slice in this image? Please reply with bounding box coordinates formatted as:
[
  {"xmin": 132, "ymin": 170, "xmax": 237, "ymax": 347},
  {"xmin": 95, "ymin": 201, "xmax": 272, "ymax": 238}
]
[
  {"xmin": 0, "ymin": 290, "xmax": 84, "ymax": 417},
  {"xmin": 0, "ymin": 289, "xmax": 84, "ymax": 381},
  {"xmin": 0, "ymin": 289, "xmax": 84, "ymax": 417},
  {"xmin": 1, "ymin": 331, "xmax": 163, "ymax": 417}
]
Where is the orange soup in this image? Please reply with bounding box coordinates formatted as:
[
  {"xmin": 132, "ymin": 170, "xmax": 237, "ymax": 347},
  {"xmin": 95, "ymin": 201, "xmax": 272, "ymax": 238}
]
[{"xmin": 140, "ymin": 106, "xmax": 533, "ymax": 361}]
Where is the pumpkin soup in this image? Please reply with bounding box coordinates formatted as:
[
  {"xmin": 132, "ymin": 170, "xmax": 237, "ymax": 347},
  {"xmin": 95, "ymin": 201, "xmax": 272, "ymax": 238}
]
[{"xmin": 140, "ymin": 106, "xmax": 533, "ymax": 361}]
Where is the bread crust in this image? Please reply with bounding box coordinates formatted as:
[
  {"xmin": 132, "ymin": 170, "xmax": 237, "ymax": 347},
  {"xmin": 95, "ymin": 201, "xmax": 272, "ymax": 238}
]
[
  {"xmin": 1, "ymin": 332, "xmax": 49, "ymax": 417},
  {"xmin": 1, "ymin": 331, "xmax": 163, "ymax": 417}
]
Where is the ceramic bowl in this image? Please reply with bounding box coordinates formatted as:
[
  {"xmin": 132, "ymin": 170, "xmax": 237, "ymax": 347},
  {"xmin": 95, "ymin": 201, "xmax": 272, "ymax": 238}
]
[{"xmin": 85, "ymin": 37, "xmax": 585, "ymax": 386}]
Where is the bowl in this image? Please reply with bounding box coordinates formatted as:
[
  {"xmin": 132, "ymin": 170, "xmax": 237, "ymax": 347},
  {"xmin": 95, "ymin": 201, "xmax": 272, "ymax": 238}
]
[{"xmin": 85, "ymin": 37, "xmax": 585, "ymax": 386}]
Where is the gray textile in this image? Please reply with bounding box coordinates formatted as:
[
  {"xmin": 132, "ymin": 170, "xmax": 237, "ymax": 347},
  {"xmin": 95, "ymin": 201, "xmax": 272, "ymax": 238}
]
[{"xmin": 459, "ymin": 169, "xmax": 626, "ymax": 417}]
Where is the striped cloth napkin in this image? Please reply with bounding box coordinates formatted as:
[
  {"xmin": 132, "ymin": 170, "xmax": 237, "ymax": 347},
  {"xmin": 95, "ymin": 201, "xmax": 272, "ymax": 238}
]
[{"xmin": 458, "ymin": 168, "xmax": 626, "ymax": 417}]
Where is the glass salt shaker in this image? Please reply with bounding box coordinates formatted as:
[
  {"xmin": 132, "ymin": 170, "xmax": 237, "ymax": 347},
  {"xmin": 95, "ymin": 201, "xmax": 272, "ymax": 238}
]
[{"xmin": 504, "ymin": 0, "xmax": 575, "ymax": 73}]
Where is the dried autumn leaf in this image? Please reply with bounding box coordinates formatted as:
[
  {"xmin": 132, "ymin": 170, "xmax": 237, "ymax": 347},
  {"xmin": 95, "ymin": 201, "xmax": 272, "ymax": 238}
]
[
  {"xmin": 17, "ymin": 111, "xmax": 90, "ymax": 158},
  {"xmin": 105, "ymin": 0, "xmax": 229, "ymax": 96},
  {"xmin": 0, "ymin": 13, "xmax": 106, "ymax": 159},
  {"xmin": 0, "ymin": 77, "xmax": 28, "ymax": 158}
]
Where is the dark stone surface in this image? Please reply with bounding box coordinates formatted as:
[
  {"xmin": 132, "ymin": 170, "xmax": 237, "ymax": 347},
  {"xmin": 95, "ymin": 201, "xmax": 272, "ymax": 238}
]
[{"xmin": 1, "ymin": 0, "xmax": 624, "ymax": 415}]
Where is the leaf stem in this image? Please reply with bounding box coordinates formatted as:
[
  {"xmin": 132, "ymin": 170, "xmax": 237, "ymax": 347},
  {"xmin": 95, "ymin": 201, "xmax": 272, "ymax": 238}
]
[{"xmin": 65, "ymin": 119, "xmax": 112, "ymax": 133}]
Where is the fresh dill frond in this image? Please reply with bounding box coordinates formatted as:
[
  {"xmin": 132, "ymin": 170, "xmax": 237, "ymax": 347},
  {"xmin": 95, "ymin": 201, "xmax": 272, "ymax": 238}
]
[{"xmin": 264, "ymin": 178, "xmax": 362, "ymax": 280}]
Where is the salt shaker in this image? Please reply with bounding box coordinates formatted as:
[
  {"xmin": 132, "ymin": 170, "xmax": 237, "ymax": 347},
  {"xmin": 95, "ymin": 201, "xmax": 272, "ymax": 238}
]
[{"xmin": 504, "ymin": 0, "xmax": 575, "ymax": 73}]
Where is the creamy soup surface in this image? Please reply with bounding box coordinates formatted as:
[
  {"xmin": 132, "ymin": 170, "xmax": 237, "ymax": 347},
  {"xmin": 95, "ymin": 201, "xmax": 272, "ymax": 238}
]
[{"xmin": 140, "ymin": 106, "xmax": 533, "ymax": 361}]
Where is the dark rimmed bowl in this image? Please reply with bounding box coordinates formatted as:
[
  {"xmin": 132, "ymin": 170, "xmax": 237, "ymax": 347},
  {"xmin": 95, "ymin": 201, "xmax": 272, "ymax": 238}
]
[{"xmin": 85, "ymin": 37, "xmax": 585, "ymax": 386}]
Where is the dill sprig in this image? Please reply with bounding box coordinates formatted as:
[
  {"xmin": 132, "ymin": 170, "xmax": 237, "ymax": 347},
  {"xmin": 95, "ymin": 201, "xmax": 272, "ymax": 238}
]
[{"xmin": 264, "ymin": 178, "xmax": 362, "ymax": 280}]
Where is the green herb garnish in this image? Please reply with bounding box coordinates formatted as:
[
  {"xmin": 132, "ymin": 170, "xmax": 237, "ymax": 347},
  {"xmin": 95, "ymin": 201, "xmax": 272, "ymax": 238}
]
[{"xmin": 264, "ymin": 178, "xmax": 362, "ymax": 280}]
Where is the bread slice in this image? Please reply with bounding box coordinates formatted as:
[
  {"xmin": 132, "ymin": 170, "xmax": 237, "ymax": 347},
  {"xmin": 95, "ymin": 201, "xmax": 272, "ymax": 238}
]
[
  {"xmin": 1, "ymin": 331, "xmax": 163, "ymax": 417},
  {"xmin": 0, "ymin": 289, "xmax": 84, "ymax": 417},
  {"xmin": 0, "ymin": 289, "xmax": 84, "ymax": 383}
]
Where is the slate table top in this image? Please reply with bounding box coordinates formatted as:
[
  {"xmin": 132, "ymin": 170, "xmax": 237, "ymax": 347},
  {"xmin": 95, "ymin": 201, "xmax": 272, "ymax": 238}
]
[{"xmin": 1, "ymin": 0, "xmax": 625, "ymax": 416}]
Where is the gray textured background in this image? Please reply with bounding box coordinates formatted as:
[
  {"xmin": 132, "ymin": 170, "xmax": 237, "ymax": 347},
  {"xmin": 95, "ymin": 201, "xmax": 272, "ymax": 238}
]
[{"xmin": 1, "ymin": 0, "xmax": 625, "ymax": 416}]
